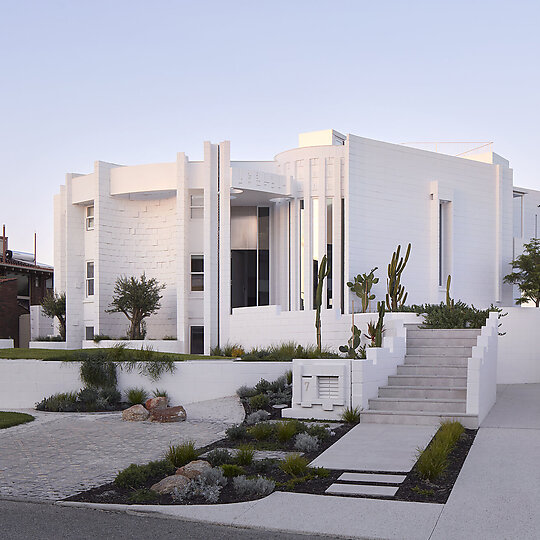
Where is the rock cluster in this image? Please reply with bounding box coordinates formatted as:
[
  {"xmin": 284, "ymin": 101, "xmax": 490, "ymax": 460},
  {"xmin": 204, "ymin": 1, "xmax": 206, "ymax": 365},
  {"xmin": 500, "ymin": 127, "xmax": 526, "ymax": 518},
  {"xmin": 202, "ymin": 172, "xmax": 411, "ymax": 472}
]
[{"xmin": 121, "ymin": 397, "xmax": 186, "ymax": 423}]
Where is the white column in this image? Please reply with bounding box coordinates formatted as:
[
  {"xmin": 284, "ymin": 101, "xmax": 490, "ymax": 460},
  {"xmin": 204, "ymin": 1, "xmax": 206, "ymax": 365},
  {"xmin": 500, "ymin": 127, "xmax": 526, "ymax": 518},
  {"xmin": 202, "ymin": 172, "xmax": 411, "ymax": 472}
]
[
  {"xmin": 176, "ymin": 152, "xmax": 188, "ymax": 352},
  {"xmin": 219, "ymin": 141, "xmax": 231, "ymax": 347}
]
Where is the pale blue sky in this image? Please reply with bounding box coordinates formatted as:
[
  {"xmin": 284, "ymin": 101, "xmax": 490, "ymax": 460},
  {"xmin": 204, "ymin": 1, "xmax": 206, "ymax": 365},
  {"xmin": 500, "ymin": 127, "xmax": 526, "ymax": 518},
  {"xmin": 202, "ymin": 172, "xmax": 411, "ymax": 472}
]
[{"xmin": 1, "ymin": 0, "xmax": 539, "ymax": 264}]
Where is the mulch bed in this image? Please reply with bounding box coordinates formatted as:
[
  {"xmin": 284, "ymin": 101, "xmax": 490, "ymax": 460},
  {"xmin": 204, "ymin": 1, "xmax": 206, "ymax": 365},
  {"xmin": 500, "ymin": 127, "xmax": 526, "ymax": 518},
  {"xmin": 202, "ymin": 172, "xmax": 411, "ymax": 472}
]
[{"xmin": 395, "ymin": 428, "xmax": 477, "ymax": 504}]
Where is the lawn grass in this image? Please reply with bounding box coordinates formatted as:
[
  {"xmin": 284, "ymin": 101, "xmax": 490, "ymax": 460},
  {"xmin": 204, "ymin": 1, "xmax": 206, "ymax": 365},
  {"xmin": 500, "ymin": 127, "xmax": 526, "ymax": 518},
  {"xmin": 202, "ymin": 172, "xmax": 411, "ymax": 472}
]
[
  {"xmin": 0, "ymin": 411, "xmax": 35, "ymax": 429},
  {"xmin": 0, "ymin": 348, "xmax": 227, "ymax": 361}
]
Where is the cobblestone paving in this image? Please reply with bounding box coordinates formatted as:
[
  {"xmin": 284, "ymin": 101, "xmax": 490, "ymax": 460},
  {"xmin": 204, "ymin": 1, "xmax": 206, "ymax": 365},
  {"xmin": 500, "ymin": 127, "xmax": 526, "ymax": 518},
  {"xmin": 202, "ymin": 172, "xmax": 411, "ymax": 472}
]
[{"xmin": 0, "ymin": 397, "xmax": 244, "ymax": 501}]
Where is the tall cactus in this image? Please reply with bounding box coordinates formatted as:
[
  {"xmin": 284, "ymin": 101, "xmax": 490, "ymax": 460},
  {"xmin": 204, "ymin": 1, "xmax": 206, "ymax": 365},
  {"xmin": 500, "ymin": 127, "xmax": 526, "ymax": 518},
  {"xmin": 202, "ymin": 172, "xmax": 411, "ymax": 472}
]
[
  {"xmin": 445, "ymin": 274, "xmax": 455, "ymax": 308},
  {"xmin": 347, "ymin": 267, "xmax": 379, "ymax": 312},
  {"xmin": 385, "ymin": 243, "xmax": 411, "ymax": 311},
  {"xmin": 367, "ymin": 301, "xmax": 386, "ymax": 347},
  {"xmin": 315, "ymin": 254, "xmax": 330, "ymax": 351}
]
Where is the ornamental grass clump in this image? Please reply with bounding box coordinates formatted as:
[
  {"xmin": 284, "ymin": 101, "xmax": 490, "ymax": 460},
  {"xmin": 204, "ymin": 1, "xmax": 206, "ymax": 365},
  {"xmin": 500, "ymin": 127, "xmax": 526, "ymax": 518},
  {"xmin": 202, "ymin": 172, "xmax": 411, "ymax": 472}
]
[
  {"xmin": 126, "ymin": 387, "xmax": 149, "ymax": 405},
  {"xmin": 206, "ymin": 448, "xmax": 234, "ymax": 467},
  {"xmin": 165, "ymin": 441, "xmax": 198, "ymax": 468},
  {"xmin": 276, "ymin": 420, "xmax": 297, "ymax": 443},
  {"xmin": 220, "ymin": 464, "xmax": 245, "ymax": 478},
  {"xmin": 279, "ymin": 454, "xmax": 309, "ymax": 477},
  {"xmin": 340, "ymin": 406, "xmax": 361, "ymax": 424},
  {"xmin": 114, "ymin": 460, "xmax": 175, "ymax": 489},
  {"xmin": 248, "ymin": 422, "xmax": 275, "ymax": 441},
  {"xmin": 235, "ymin": 445, "xmax": 255, "ymax": 466},
  {"xmin": 249, "ymin": 393, "xmax": 269, "ymax": 410}
]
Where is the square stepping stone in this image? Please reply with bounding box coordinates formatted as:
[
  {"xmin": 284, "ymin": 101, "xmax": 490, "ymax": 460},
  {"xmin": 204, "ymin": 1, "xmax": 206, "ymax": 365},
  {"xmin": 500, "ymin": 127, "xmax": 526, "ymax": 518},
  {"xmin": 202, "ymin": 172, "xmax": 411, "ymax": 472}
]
[
  {"xmin": 326, "ymin": 483, "xmax": 398, "ymax": 497},
  {"xmin": 337, "ymin": 472, "xmax": 406, "ymax": 484}
]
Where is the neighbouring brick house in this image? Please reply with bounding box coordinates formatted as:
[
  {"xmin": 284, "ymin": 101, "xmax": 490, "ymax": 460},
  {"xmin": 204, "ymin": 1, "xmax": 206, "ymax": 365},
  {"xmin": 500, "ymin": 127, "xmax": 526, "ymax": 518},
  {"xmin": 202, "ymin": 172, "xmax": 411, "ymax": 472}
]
[{"xmin": 0, "ymin": 235, "xmax": 53, "ymax": 347}]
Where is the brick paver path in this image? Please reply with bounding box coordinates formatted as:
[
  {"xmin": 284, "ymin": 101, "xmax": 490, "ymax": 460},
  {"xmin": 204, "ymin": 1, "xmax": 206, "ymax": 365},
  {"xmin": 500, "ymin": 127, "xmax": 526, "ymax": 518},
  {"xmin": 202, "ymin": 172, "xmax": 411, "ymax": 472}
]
[{"xmin": 0, "ymin": 397, "xmax": 244, "ymax": 500}]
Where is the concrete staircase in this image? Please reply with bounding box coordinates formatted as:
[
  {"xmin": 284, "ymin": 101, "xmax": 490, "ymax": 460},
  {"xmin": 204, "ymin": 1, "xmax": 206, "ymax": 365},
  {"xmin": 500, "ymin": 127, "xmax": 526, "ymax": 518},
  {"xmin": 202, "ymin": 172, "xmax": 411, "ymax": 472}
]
[{"xmin": 360, "ymin": 326, "xmax": 481, "ymax": 429}]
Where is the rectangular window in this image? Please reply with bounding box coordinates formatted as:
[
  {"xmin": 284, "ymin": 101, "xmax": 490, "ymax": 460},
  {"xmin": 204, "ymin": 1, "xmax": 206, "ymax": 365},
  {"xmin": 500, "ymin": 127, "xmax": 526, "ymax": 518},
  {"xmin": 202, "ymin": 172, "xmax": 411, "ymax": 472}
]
[
  {"xmin": 439, "ymin": 201, "xmax": 452, "ymax": 287},
  {"xmin": 191, "ymin": 255, "xmax": 204, "ymax": 291},
  {"xmin": 85, "ymin": 326, "xmax": 94, "ymax": 340},
  {"xmin": 86, "ymin": 261, "xmax": 94, "ymax": 297},
  {"xmin": 312, "ymin": 198, "xmax": 319, "ymax": 308},
  {"xmin": 86, "ymin": 206, "xmax": 94, "ymax": 231},
  {"xmin": 326, "ymin": 198, "xmax": 333, "ymax": 308},
  {"xmin": 340, "ymin": 198, "xmax": 345, "ymax": 314},
  {"xmin": 299, "ymin": 199, "xmax": 305, "ymax": 310},
  {"xmin": 190, "ymin": 326, "xmax": 204, "ymax": 354},
  {"xmin": 190, "ymin": 194, "xmax": 204, "ymax": 219}
]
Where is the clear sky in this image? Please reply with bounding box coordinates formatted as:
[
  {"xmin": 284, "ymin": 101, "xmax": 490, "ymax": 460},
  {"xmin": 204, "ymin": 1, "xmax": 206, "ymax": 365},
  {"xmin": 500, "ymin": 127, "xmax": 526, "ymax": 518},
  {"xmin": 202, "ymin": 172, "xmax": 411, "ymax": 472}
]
[{"xmin": 1, "ymin": 0, "xmax": 539, "ymax": 265}]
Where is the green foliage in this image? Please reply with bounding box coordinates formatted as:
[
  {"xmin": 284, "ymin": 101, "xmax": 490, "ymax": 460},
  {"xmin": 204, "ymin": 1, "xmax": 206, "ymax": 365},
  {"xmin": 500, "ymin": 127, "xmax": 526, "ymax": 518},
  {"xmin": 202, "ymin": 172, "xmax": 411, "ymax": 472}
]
[
  {"xmin": 339, "ymin": 322, "xmax": 365, "ymax": 359},
  {"xmin": 240, "ymin": 341, "xmax": 338, "ymax": 361},
  {"xmin": 210, "ymin": 342, "xmax": 243, "ymax": 357},
  {"xmin": 411, "ymin": 486, "xmax": 435, "ymax": 497},
  {"xmin": 206, "ymin": 448, "xmax": 234, "ymax": 467},
  {"xmin": 347, "ymin": 267, "xmax": 379, "ymax": 313},
  {"xmin": 165, "ymin": 441, "xmax": 198, "ymax": 468},
  {"xmin": 236, "ymin": 385, "xmax": 259, "ymax": 399},
  {"xmin": 0, "ymin": 411, "xmax": 34, "ymax": 429},
  {"xmin": 34, "ymin": 335, "xmax": 64, "ymax": 342},
  {"xmin": 114, "ymin": 460, "xmax": 175, "ymax": 489},
  {"xmin": 106, "ymin": 273, "xmax": 166, "ymax": 340},
  {"xmin": 235, "ymin": 445, "xmax": 255, "ymax": 466},
  {"xmin": 233, "ymin": 475, "xmax": 275, "ymax": 498},
  {"xmin": 126, "ymin": 387, "xmax": 149, "ymax": 405},
  {"xmin": 314, "ymin": 254, "xmax": 330, "ymax": 350},
  {"xmin": 128, "ymin": 488, "xmax": 159, "ymax": 503},
  {"xmin": 35, "ymin": 391, "xmax": 79, "ymax": 412},
  {"xmin": 276, "ymin": 421, "xmax": 297, "ymax": 443},
  {"xmin": 92, "ymin": 334, "xmax": 112, "ymax": 343},
  {"xmin": 79, "ymin": 353, "xmax": 118, "ymax": 389},
  {"xmin": 341, "ymin": 406, "xmax": 361, "ymax": 424},
  {"xmin": 305, "ymin": 423, "xmax": 330, "ymax": 441},
  {"xmin": 411, "ymin": 301, "xmax": 500, "ymax": 329},
  {"xmin": 249, "ymin": 393, "xmax": 269, "ymax": 411},
  {"xmin": 152, "ymin": 388, "xmax": 169, "ymax": 401},
  {"xmin": 279, "ymin": 454, "xmax": 309, "ymax": 477},
  {"xmin": 285, "ymin": 369, "xmax": 293, "ymax": 385},
  {"xmin": 445, "ymin": 275, "xmax": 455, "ymax": 308},
  {"xmin": 121, "ymin": 347, "xmax": 177, "ymax": 381},
  {"xmin": 35, "ymin": 386, "xmax": 120, "ymax": 412},
  {"xmin": 386, "ymin": 243, "xmax": 411, "ymax": 310},
  {"xmin": 220, "ymin": 463, "xmax": 245, "ymax": 478},
  {"xmin": 251, "ymin": 458, "xmax": 276, "ymax": 475},
  {"xmin": 226, "ymin": 424, "xmax": 248, "ymax": 441},
  {"xmin": 504, "ymin": 238, "xmax": 540, "ymax": 307},
  {"xmin": 415, "ymin": 421, "xmax": 465, "ymax": 481},
  {"xmin": 367, "ymin": 301, "xmax": 385, "ymax": 348},
  {"xmin": 314, "ymin": 467, "xmax": 329, "ymax": 478},
  {"xmin": 40, "ymin": 291, "xmax": 66, "ymax": 340},
  {"xmin": 248, "ymin": 422, "xmax": 275, "ymax": 441}
]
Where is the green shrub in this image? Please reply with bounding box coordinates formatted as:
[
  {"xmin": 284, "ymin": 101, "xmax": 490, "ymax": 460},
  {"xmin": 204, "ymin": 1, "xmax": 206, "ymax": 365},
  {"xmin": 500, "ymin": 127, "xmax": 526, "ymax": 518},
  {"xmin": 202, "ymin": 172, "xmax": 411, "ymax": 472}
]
[
  {"xmin": 79, "ymin": 354, "xmax": 118, "ymax": 389},
  {"xmin": 251, "ymin": 459, "xmax": 276, "ymax": 474},
  {"xmin": 35, "ymin": 391, "xmax": 79, "ymax": 412},
  {"xmin": 165, "ymin": 441, "xmax": 198, "ymax": 467},
  {"xmin": 255, "ymin": 379, "xmax": 272, "ymax": 393},
  {"xmin": 126, "ymin": 387, "xmax": 149, "ymax": 405},
  {"xmin": 314, "ymin": 467, "xmax": 329, "ymax": 478},
  {"xmin": 220, "ymin": 464, "xmax": 245, "ymax": 478},
  {"xmin": 78, "ymin": 387, "xmax": 99, "ymax": 405},
  {"xmin": 248, "ymin": 422, "xmax": 275, "ymax": 441},
  {"xmin": 128, "ymin": 488, "xmax": 159, "ymax": 503},
  {"xmin": 279, "ymin": 454, "xmax": 309, "ymax": 477},
  {"xmin": 99, "ymin": 387, "xmax": 121, "ymax": 406},
  {"xmin": 226, "ymin": 424, "xmax": 248, "ymax": 441},
  {"xmin": 305, "ymin": 424, "xmax": 330, "ymax": 441},
  {"xmin": 285, "ymin": 370, "xmax": 293, "ymax": 385},
  {"xmin": 233, "ymin": 475, "xmax": 275, "ymax": 498},
  {"xmin": 92, "ymin": 334, "xmax": 112, "ymax": 343},
  {"xmin": 276, "ymin": 421, "xmax": 297, "ymax": 443},
  {"xmin": 249, "ymin": 393, "xmax": 269, "ymax": 410},
  {"xmin": 341, "ymin": 406, "xmax": 361, "ymax": 424},
  {"xmin": 235, "ymin": 445, "xmax": 255, "ymax": 466},
  {"xmin": 236, "ymin": 385, "xmax": 258, "ymax": 399},
  {"xmin": 114, "ymin": 460, "xmax": 175, "ymax": 489},
  {"xmin": 206, "ymin": 448, "xmax": 234, "ymax": 466}
]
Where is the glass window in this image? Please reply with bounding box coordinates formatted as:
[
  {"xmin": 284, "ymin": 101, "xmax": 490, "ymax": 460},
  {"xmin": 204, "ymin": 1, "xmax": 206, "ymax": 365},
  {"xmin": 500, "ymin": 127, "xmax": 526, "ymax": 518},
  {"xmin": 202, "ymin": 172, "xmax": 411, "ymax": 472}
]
[
  {"xmin": 190, "ymin": 326, "xmax": 204, "ymax": 354},
  {"xmin": 312, "ymin": 198, "xmax": 319, "ymax": 308},
  {"xmin": 299, "ymin": 199, "xmax": 305, "ymax": 310},
  {"xmin": 86, "ymin": 261, "xmax": 94, "ymax": 297},
  {"xmin": 86, "ymin": 206, "xmax": 94, "ymax": 231},
  {"xmin": 326, "ymin": 198, "xmax": 333, "ymax": 308},
  {"xmin": 258, "ymin": 207, "xmax": 269, "ymax": 306},
  {"xmin": 85, "ymin": 326, "xmax": 94, "ymax": 340},
  {"xmin": 190, "ymin": 194, "xmax": 204, "ymax": 219},
  {"xmin": 191, "ymin": 255, "xmax": 204, "ymax": 291}
]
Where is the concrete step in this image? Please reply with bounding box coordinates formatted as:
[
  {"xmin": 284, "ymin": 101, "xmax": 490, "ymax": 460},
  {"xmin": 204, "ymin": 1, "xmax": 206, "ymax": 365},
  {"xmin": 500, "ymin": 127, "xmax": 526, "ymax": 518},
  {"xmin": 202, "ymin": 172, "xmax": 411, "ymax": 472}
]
[
  {"xmin": 368, "ymin": 397, "xmax": 466, "ymax": 413},
  {"xmin": 404, "ymin": 355, "xmax": 468, "ymax": 367},
  {"xmin": 406, "ymin": 346, "xmax": 473, "ymax": 356},
  {"xmin": 397, "ymin": 364, "xmax": 467, "ymax": 377},
  {"xmin": 337, "ymin": 472, "xmax": 406, "ymax": 484},
  {"xmin": 406, "ymin": 328, "xmax": 481, "ymax": 339},
  {"xmin": 325, "ymin": 483, "xmax": 398, "ymax": 497},
  {"xmin": 387, "ymin": 375, "xmax": 468, "ymax": 388},
  {"xmin": 407, "ymin": 337, "xmax": 478, "ymax": 347},
  {"xmin": 360, "ymin": 410, "xmax": 478, "ymax": 429},
  {"xmin": 379, "ymin": 385, "xmax": 467, "ymax": 399}
]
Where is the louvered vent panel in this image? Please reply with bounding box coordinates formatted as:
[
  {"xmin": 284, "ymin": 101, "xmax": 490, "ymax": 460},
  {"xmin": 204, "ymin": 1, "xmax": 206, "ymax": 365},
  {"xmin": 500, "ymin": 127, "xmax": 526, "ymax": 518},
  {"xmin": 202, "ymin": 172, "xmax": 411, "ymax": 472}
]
[{"xmin": 317, "ymin": 376, "xmax": 339, "ymax": 399}]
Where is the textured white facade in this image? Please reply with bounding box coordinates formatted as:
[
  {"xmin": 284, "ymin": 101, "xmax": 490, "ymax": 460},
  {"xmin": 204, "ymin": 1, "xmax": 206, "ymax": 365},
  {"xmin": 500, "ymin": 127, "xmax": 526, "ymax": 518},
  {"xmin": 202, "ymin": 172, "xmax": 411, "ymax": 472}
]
[{"xmin": 54, "ymin": 130, "xmax": 540, "ymax": 352}]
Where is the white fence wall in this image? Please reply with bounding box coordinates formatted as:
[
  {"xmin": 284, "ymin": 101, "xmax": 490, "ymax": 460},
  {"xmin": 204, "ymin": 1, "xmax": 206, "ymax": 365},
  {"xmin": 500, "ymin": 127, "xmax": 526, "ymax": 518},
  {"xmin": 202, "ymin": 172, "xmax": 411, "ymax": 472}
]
[
  {"xmin": 30, "ymin": 305, "xmax": 55, "ymax": 340},
  {"xmin": 0, "ymin": 359, "xmax": 290, "ymax": 409},
  {"xmin": 0, "ymin": 339, "xmax": 14, "ymax": 348},
  {"xmin": 497, "ymin": 307, "xmax": 540, "ymax": 384}
]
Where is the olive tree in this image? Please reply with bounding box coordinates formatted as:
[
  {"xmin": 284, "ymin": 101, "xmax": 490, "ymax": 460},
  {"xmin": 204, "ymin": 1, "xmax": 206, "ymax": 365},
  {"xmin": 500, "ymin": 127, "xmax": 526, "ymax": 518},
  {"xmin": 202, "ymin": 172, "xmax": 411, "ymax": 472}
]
[
  {"xmin": 41, "ymin": 291, "xmax": 66, "ymax": 340},
  {"xmin": 504, "ymin": 238, "xmax": 540, "ymax": 307},
  {"xmin": 106, "ymin": 274, "xmax": 165, "ymax": 339}
]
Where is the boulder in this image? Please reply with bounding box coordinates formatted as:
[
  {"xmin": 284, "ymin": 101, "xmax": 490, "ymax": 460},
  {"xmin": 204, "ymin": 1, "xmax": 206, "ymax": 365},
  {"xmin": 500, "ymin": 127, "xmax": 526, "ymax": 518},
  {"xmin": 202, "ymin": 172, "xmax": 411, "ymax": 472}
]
[
  {"xmin": 149, "ymin": 405, "xmax": 187, "ymax": 423},
  {"xmin": 121, "ymin": 404, "xmax": 149, "ymax": 422},
  {"xmin": 175, "ymin": 460, "xmax": 212, "ymax": 479},
  {"xmin": 145, "ymin": 396, "xmax": 168, "ymax": 411},
  {"xmin": 150, "ymin": 474, "xmax": 190, "ymax": 495}
]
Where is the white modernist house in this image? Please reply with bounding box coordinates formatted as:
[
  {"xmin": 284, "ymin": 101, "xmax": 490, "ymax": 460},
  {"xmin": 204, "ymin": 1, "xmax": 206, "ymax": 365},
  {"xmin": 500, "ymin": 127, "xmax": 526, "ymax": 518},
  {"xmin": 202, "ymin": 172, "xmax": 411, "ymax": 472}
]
[{"xmin": 54, "ymin": 129, "xmax": 540, "ymax": 353}]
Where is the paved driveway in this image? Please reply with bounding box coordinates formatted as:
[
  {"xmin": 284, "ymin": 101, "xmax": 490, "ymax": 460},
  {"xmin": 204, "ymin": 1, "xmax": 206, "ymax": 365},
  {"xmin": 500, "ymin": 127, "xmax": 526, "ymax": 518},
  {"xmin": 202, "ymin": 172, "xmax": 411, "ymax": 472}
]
[{"xmin": 0, "ymin": 397, "xmax": 243, "ymax": 501}]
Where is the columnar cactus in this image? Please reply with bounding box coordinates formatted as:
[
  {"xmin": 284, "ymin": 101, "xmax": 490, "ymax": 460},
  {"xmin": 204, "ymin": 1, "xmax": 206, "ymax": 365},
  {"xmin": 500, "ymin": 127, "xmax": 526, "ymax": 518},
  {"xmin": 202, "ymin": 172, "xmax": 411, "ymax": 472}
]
[
  {"xmin": 315, "ymin": 254, "xmax": 330, "ymax": 351},
  {"xmin": 385, "ymin": 243, "xmax": 411, "ymax": 311}
]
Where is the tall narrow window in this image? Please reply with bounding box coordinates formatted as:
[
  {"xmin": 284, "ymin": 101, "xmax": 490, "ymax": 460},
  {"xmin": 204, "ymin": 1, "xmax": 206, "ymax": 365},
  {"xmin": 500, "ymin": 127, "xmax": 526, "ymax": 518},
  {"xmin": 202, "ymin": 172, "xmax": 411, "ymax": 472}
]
[
  {"xmin": 312, "ymin": 198, "xmax": 319, "ymax": 308},
  {"xmin": 190, "ymin": 194, "xmax": 204, "ymax": 218},
  {"xmin": 299, "ymin": 199, "xmax": 305, "ymax": 310},
  {"xmin": 340, "ymin": 198, "xmax": 345, "ymax": 314},
  {"xmin": 191, "ymin": 255, "xmax": 204, "ymax": 291},
  {"xmin": 190, "ymin": 326, "xmax": 204, "ymax": 354},
  {"xmin": 257, "ymin": 207, "xmax": 269, "ymax": 306},
  {"xmin": 326, "ymin": 198, "xmax": 333, "ymax": 308},
  {"xmin": 86, "ymin": 261, "xmax": 94, "ymax": 297},
  {"xmin": 439, "ymin": 201, "xmax": 451, "ymax": 287},
  {"xmin": 86, "ymin": 206, "xmax": 94, "ymax": 231}
]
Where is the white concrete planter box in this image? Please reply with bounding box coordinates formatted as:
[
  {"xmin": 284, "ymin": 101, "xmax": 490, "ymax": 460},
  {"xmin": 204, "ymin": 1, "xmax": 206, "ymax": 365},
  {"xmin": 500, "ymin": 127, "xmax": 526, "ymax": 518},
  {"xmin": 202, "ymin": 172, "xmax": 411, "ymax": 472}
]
[
  {"xmin": 0, "ymin": 339, "xmax": 14, "ymax": 348},
  {"xmin": 29, "ymin": 341, "xmax": 68, "ymax": 350},
  {"xmin": 82, "ymin": 340, "xmax": 184, "ymax": 354}
]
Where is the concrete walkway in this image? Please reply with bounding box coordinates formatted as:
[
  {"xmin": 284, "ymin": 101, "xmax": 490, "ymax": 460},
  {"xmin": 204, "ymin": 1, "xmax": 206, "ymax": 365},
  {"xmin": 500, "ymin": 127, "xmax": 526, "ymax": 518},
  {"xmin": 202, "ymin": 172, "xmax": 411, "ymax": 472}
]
[{"xmin": 0, "ymin": 397, "xmax": 243, "ymax": 500}]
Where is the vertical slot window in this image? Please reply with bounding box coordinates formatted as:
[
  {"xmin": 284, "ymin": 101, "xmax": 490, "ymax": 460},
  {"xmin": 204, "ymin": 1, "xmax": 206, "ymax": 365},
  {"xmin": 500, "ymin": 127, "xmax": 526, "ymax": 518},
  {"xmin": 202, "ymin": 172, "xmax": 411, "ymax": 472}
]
[
  {"xmin": 191, "ymin": 255, "xmax": 204, "ymax": 291},
  {"xmin": 86, "ymin": 261, "xmax": 94, "ymax": 297},
  {"xmin": 312, "ymin": 198, "xmax": 319, "ymax": 308},
  {"xmin": 299, "ymin": 199, "xmax": 305, "ymax": 310},
  {"xmin": 190, "ymin": 326, "xmax": 204, "ymax": 354},
  {"xmin": 326, "ymin": 198, "xmax": 333, "ymax": 308},
  {"xmin": 340, "ymin": 198, "xmax": 345, "ymax": 314},
  {"xmin": 439, "ymin": 201, "xmax": 452, "ymax": 287},
  {"xmin": 190, "ymin": 194, "xmax": 204, "ymax": 219},
  {"xmin": 257, "ymin": 207, "xmax": 269, "ymax": 306},
  {"xmin": 86, "ymin": 206, "xmax": 94, "ymax": 231}
]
